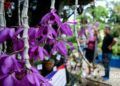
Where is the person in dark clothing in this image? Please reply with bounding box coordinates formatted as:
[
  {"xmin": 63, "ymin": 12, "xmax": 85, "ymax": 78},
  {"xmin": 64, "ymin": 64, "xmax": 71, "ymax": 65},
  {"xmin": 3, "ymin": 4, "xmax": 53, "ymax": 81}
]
[{"xmin": 102, "ymin": 26, "xmax": 116, "ymax": 80}]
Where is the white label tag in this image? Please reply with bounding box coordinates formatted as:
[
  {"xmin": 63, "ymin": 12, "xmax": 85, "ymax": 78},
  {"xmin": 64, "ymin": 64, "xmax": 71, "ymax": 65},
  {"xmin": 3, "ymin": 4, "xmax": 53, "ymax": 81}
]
[
  {"xmin": 53, "ymin": 66, "xmax": 57, "ymax": 71},
  {"xmin": 37, "ymin": 64, "xmax": 42, "ymax": 70},
  {"xmin": 56, "ymin": 54, "xmax": 61, "ymax": 61},
  {"xmin": 45, "ymin": 56, "xmax": 49, "ymax": 60}
]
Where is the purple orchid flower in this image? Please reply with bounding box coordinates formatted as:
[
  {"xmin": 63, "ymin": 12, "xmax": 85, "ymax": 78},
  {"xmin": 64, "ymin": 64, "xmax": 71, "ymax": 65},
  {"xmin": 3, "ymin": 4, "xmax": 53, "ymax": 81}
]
[
  {"xmin": 0, "ymin": 54, "xmax": 51, "ymax": 86},
  {"xmin": 52, "ymin": 41, "xmax": 67, "ymax": 56},
  {"xmin": 40, "ymin": 12, "xmax": 52, "ymax": 25},
  {"xmin": 15, "ymin": 28, "xmax": 23, "ymax": 36},
  {"xmin": 13, "ymin": 67, "xmax": 51, "ymax": 86},
  {"xmin": 13, "ymin": 38, "xmax": 24, "ymax": 52},
  {"xmin": 0, "ymin": 54, "xmax": 22, "ymax": 86},
  {"xmin": 41, "ymin": 25, "xmax": 57, "ymax": 40},
  {"xmin": 47, "ymin": 25, "xmax": 57, "ymax": 39},
  {"xmin": 29, "ymin": 28, "xmax": 39, "ymax": 40},
  {"xmin": 29, "ymin": 46, "xmax": 49, "ymax": 61},
  {"xmin": 51, "ymin": 9, "xmax": 62, "ymax": 26},
  {"xmin": 35, "ymin": 27, "xmax": 47, "ymax": 44},
  {"xmin": 40, "ymin": 9, "xmax": 73, "ymax": 37},
  {"xmin": 0, "ymin": 54, "xmax": 22, "ymax": 75},
  {"xmin": 67, "ymin": 42, "xmax": 75, "ymax": 51},
  {"xmin": 40, "ymin": 9, "xmax": 62, "ymax": 26},
  {"xmin": 26, "ymin": 67, "xmax": 52, "ymax": 86},
  {"xmin": 35, "ymin": 25, "xmax": 57, "ymax": 44},
  {"xmin": 28, "ymin": 28, "xmax": 39, "ymax": 46},
  {"xmin": 60, "ymin": 22, "xmax": 73, "ymax": 36},
  {"xmin": 0, "ymin": 28, "xmax": 15, "ymax": 43}
]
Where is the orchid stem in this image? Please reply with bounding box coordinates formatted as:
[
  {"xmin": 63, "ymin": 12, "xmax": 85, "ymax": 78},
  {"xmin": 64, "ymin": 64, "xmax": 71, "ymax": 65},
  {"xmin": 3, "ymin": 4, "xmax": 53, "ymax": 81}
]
[{"xmin": 9, "ymin": 48, "xmax": 24, "ymax": 55}]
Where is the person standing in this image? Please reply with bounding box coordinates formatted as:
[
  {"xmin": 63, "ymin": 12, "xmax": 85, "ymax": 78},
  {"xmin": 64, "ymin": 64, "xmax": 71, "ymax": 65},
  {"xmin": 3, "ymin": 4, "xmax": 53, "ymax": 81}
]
[
  {"xmin": 102, "ymin": 26, "xmax": 116, "ymax": 80},
  {"xmin": 85, "ymin": 25, "xmax": 98, "ymax": 75},
  {"xmin": 78, "ymin": 26, "xmax": 87, "ymax": 52}
]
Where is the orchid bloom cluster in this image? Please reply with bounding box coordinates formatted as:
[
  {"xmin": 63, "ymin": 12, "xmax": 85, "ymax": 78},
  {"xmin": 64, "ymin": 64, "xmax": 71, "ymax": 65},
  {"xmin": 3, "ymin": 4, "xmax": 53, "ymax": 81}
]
[
  {"xmin": 0, "ymin": 9, "xmax": 73, "ymax": 86},
  {"xmin": 0, "ymin": 54, "xmax": 51, "ymax": 86}
]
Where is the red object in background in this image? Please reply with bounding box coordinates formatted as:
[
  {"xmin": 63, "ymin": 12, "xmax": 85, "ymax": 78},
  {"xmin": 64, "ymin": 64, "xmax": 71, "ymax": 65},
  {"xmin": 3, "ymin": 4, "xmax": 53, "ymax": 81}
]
[
  {"xmin": 4, "ymin": 2, "xmax": 11, "ymax": 10},
  {"xmin": 57, "ymin": 64, "xmax": 65, "ymax": 70}
]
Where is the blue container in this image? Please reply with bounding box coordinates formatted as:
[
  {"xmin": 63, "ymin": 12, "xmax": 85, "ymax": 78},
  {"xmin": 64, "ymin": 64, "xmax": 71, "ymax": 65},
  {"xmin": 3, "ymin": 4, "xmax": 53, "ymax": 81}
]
[{"xmin": 96, "ymin": 54, "xmax": 120, "ymax": 68}]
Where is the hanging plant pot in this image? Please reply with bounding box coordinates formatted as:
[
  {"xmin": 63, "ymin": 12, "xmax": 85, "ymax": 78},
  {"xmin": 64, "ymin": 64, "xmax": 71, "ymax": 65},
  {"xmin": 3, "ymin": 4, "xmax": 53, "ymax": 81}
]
[
  {"xmin": 41, "ymin": 58, "xmax": 55, "ymax": 76},
  {"xmin": 44, "ymin": 60, "xmax": 55, "ymax": 71}
]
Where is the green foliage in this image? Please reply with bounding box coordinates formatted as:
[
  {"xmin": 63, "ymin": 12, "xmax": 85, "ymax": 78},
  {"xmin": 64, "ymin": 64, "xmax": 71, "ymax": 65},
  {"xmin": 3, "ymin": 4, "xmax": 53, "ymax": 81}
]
[
  {"xmin": 111, "ymin": 24, "xmax": 120, "ymax": 37},
  {"xmin": 99, "ymin": 22, "xmax": 105, "ymax": 30},
  {"xmin": 84, "ymin": 6, "xmax": 109, "ymax": 22},
  {"xmin": 93, "ymin": 6, "xmax": 109, "ymax": 22},
  {"xmin": 75, "ymin": 3, "xmax": 120, "ymax": 55},
  {"xmin": 114, "ymin": 3, "xmax": 120, "ymax": 15},
  {"xmin": 112, "ymin": 43, "xmax": 120, "ymax": 55},
  {"xmin": 67, "ymin": 36, "xmax": 76, "ymax": 43},
  {"xmin": 108, "ymin": 3, "xmax": 120, "ymax": 24}
]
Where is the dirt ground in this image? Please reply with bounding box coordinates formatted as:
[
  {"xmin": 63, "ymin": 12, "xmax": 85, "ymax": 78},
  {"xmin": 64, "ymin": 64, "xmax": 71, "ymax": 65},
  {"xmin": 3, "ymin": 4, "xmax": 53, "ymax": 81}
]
[
  {"xmin": 66, "ymin": 56, "xmax": 120, "ymax": 86},
  {"xmin": 104, "ymin": 68, "xmax": 120, "ymax": 86},
  {"xmin": 66, "ymin": 51, "xmax": 120, "ymax": 86}
]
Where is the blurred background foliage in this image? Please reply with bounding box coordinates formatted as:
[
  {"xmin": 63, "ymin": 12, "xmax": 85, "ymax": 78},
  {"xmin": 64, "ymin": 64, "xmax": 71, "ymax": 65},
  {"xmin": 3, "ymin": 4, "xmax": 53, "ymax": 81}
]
[{"xmin": 73, "ymin": 1, "xmax": 120, "ymax": 56}]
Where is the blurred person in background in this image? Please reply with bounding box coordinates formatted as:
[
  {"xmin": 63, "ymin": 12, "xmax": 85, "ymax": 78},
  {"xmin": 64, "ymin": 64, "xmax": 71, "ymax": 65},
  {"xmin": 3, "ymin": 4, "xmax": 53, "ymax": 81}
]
[
  {"xmin": 102, "ymin": 25, "xmax": 116, "ymax": 80},
  {"xmin": 85, "ymin": 24, "xmax": 99, "ymax": 75}
]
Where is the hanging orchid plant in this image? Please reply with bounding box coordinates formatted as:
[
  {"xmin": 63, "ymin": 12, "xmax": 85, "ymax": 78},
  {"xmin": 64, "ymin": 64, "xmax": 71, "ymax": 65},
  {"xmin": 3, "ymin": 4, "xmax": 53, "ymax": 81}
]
[
  {"xmin": 0, "ymin": 9, "xmax": 74, "ymax": 60},
  {"xmin": 0, "ymin": 0, "xmax": 74, "ymax": 85},
  {"xmin": 27, "ymin": 9, "xmax": 74, "ymax": 60}
]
